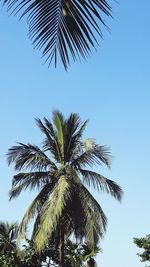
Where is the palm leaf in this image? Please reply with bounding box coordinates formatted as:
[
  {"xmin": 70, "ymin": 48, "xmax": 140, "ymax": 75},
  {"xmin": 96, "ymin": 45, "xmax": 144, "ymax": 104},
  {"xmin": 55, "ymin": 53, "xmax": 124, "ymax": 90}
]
[
  {"xmin": 80, "ymin": 169, "xmax": 123, "ymax": 201},
  {"xmin": 7, "ymin": 143, "xmax": 55, "ymax": 171},
  {"xmin": 85, "ymin": 210, "xmax": 102, "ymax": 248},
  {"xmin": 35, "ymin": 175, "xmax": 71, "ymax": 250},
  {"xmin": 36, "ymin": 118, "xmax": 62, "ymax": 163},
  {"xmin": 72, "ymin": 144, "xmax": 111, "ymax": 169},
  {"xmin": 2, "ymin": 0, "xmax": 112, "ymax": 69},
  {"xmin": 9, "ymin": 171, "xmax": 50, "ymax": 199},
  {"xmin": 79, "ymin": 184, "xmax": 107, "ymax": 245},
  {"xmin": 52, "ymin": 110, "xmax": 65, "ymax": 162},
  {"xmin": 63, "ymin": 113, "xmax": 88, "ymax": 163},
  {"xmin": 17, "ymin": 183, "xmax": 52, "ymax": 242}
]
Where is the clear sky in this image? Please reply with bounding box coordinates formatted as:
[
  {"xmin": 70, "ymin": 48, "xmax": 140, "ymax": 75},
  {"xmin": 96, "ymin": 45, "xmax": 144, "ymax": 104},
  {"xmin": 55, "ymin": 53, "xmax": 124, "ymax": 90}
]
[{"xmin": 0, "ymin": 0, "xmax": 150, "ymax": 266}]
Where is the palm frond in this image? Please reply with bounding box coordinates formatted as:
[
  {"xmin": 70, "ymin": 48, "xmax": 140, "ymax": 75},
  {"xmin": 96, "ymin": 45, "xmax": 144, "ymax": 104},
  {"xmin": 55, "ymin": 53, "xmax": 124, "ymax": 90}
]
[
  {"xmin": 65, "ymin": 117, "xmax": 89, "ymax": 163},
  {"xmin": 2, "ymin": 0, "xmax": 111, "ymax": 69},
  {"xmin": 79, "ymin": 184, "xmax": 107, "ymax": 243},
  {"xmin": 64, "ymin": 186, "xmax": 87, "ymax": 241},
  {"xmin": 35, "ymin": 175, "xmax": 71, "ymax": 250},
  {"xmin": 36, "ymin": 118, "xmax": 62, "ymax": 163},
  {"xmin": 80, "ymin": 169, "xmax": 123, "ymax": 201},
  {"xmin": 17, "ymin": 183, "xmax": 52, "ymax": 242},
  {"xmin": 71, "ymin": 144, "xmax": 111, "ymax": 169},
  {"xmin": 7, "ymin": 143, "xmax": 55, "ymax": 171},
  {"xmin": 52, "ymin": 110, "xmax": 65, "ymax": 162},
  {"xmin": 85, "ymin": 210, "xmax": 102, "ymax": 248},
  {"xmin": 91, "ymin": 144, "xmax": 111, "ymax": 167},
  {"xmin": 9, "ymin": 171, "xmax": 50, "ymax": 200}
]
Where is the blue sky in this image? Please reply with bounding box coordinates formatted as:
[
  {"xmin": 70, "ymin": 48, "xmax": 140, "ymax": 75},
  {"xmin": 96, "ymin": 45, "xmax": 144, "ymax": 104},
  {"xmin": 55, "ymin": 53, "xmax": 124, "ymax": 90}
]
[{"xmin": 0, "ymin": 0, "xmax": 150, "ymax": 266}]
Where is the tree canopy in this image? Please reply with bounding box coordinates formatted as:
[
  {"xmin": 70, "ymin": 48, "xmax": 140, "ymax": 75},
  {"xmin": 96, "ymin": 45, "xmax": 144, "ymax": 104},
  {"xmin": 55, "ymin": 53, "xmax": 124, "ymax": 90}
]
[
  {"xmin": 134, "ymin": 235, "xmax": 150, "ymax": 264},
  {"xmin": 0, "ymin": 221, "xmax": 101, "ymax": 267},
  {"xmin": 7, "ymin": 111, "xmax": 123, "ymax": 267}
]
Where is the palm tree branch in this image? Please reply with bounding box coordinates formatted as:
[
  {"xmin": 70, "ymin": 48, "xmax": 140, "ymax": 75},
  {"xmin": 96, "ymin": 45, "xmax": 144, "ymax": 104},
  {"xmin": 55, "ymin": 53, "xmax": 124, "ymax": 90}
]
[
  {"xmin": 71, "ymin": 144, "xmax": 111, "ymax": 169},
  {"xmin": 80, "ymin": 169, "xmax": 123, "ymax": 201},
  {"xmin": 52, "ymin": 110, "xmax": 65, "ymax": 163},
  {"xmin": 7, "ymin": 143, "xmax": 56, "ymax": 171},
  {"xmin": 35, "ymin": 175, "xmax": 71, "ymax": 251},
  {"xmin": 36, "ymin": 118, "xmax": 63, "ymax": 163},
  {"xmin": 2, "ymin": 0, "xmax": 112, "ymax": 69},
  {"xmin": 79, "ymin": 184, "xmax": 107, "ymax": 233},
  {"xmin": 17, "ymin": 182, "xmax": 54, "ymax": 242},
  {"xmin": 9, "ymin": 171, "xmax": 51, "ymax": 200},
  {"xmin": 63, "ymin": 113, "xmax": 88, "ymax": 163}
]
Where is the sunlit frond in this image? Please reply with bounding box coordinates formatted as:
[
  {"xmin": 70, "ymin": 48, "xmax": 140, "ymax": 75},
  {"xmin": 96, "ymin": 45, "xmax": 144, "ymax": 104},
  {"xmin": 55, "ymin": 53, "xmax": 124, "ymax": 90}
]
[
  {"xmin": 35, "ymin": 175, "xmax": 70, "ymax": 250},
  {"xmin": 52, "ymin": 111, "xmax": 65, "ymax": 162},
  {"xmin": 17, "ymin": 183, "xmax": 52, "ymax": 242}
]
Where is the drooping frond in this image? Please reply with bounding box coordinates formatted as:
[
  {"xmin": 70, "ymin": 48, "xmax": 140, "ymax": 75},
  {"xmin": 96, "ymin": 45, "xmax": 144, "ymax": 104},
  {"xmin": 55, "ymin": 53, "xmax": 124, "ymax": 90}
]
[
  {"xmin": 85, "ymin": 208, "xmax": 103, "ymax": 248},
  {"xmin": 17, "ymin": 183, "xmax": 53, "ymax": 242},
  {"xmin": 7, "ymin": 143, "xmax": 56, "ymax": 171},
  {"xmin": 91, "ymin": 145, "xmax": 111, "ymax": 167},
  {"xmin": 80, "ymin": 169, "xmax": 123, "ymax": 201},
  {"xmin": 35, "ymin": 175, "xmax": 71, "ymax": 250},
  {"xmin": 9, "ymin": 171, "xmax": 50, "ymax": 200},
  {"xmin": 64, "ymin": 185, "xmax": 87, "ymax": 240},
  {"xmin": 2, "ymin": 0, "xmax": 111, "ymax": 69},
  {"xmin": 79, "ymin": 184, "xmax": 107, "ymax": 245}
]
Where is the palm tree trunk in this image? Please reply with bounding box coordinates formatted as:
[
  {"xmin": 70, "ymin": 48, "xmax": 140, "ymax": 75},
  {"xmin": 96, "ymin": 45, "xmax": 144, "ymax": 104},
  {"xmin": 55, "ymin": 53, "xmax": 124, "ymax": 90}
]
[{"xmin": 59, "ymin": 226, "xmax": 65, "ymax": 267}]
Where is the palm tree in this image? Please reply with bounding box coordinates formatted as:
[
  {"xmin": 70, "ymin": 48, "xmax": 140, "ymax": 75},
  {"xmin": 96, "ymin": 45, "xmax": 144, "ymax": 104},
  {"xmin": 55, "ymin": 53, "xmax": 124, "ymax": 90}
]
[
  {"xmin": 0, "ymin": 221, "xmax": 18, "ymax": 254},
  {"xmin": 2, "ymin": 0, "xmax": 111, "ymax": 69},
  {"xmin": 7, "ymin": 111, "xmax": 123, "ymax": 267}
]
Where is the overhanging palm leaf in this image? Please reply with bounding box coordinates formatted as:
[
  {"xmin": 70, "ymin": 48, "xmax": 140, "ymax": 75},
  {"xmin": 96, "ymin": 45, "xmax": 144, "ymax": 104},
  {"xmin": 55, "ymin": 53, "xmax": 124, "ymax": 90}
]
[{"xmin": 2, "ymin": 0, "xmax": 111, "ymax": 69}]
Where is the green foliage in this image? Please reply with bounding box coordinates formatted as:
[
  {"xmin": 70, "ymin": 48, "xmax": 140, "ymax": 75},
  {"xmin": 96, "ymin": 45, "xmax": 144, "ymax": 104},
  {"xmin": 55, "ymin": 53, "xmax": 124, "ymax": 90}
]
[
  {"xmin": 134, "ymin": 235, "xmax": 150, "ymax": 264},
  {"xmin": 0, "ymin": 247, "xmax": 42, "ymax": 267},
  {"xmin": 0, "ymin": 230, "xmax": 100, "ymax": 267},
  {"xmin": 43, "ymin": 239, "xmax": 101, "ymax": 267}
]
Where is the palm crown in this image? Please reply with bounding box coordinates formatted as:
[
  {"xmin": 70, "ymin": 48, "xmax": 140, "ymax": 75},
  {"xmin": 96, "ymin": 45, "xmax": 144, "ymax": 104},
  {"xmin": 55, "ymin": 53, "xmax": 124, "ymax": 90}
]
[
  {"xmin": 2, "ymin": 0, "xmax": 111, "ymax": 69},
  {"xmin": 7, "ymin": 111, "xmax": 122, "ymax": 254}
]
